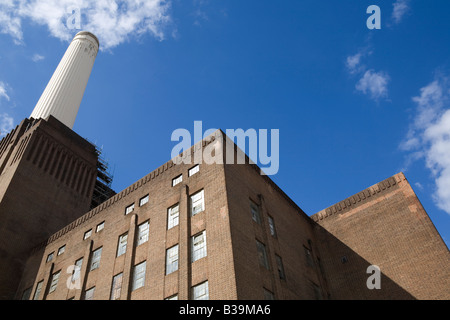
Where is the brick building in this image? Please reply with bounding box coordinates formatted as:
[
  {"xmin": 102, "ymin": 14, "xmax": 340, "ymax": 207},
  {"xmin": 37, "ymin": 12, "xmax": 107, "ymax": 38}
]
[{"xmin": 2, "ymin": 125, "xmax": 447, "ymax": 300}]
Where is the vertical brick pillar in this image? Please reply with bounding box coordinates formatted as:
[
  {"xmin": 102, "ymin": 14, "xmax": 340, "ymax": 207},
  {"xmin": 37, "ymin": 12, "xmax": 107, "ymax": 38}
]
[
  {"xmin": 122, "ymin": 214, "xmax": 137, "ymax": 299},
  {"xmin": 178, "ymin": 185, "xmax": 190, "ymax": 300}
]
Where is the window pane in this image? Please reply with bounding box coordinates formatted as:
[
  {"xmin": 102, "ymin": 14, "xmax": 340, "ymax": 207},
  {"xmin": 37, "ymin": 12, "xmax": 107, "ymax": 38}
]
[
  {"xmin": 139, "ymin": 195, "xmax": 149, "ymax": 207},
  {"xmin": 192, "ymin": 231, "xmax": 207, "ymax": 262},
  {"xmin": 125, "ymin": 204, "xmax": 135, "ymax": 215},
  {"xmin": 189, "ymin": 165, "xmax": 200, "ymax": 176},
  {"xmin": 84, "ymin": 229, "xmax": 92, "ymax": 240},
  {"xmin": 49, "ymin": 271, "xmax": 61, "ymax": 293},
  {"xmin": 110, "ymin": 273, "xmax": 123, "ymax": 300},
  {"xmin": 132, "ymin": 261, "xmax": 146, "ymax": 291},
  {"xmin": 275, "ymin": 255, "xmax": 286, "ymax": 280},
  {"xmin": 166, "ymin": 245, "xmax": 179, "ymax": 275},
  {"xmin": 117, "ymin": 233, "xmax": 128, "ymax": 257},
  {"xmin": 46, "ymin": 252, "xmax": 54, "ymax": 262},
  {"xmin": 268, "ymin": 216, "xmax": 276, "ymax": 237},
  {"xmin": 137, "ymin": 221, "xmax": 149, "ymax": 246},
  {"xmin": 264, "ymin": 288, "xmax": 275, "ymax": 300},
  {"xmin": 72, "ymin": 258, "xmax": 83, "ymax": 282},
  {"xmin": 57, "ymin": 245, "xmax": 65, "ymax": 256},
  {"xmin": 85, "ymin": 287, "xmax": 95, "ymax": 300},
  {"xmin": 90, "ymin": 247, "xmax": 102, "ymax": 270},
  {"xmin": 172, "ymin": 175, "xmax": 183, "ymax": 186},
  {"xmin": 192, "ymin": 281, "xmax": 209, "ymax": 300},
  {"xmin": 168, "ymin": 204, "xmax": 179, "ymax": 229},
  {"xmin": 33, "ymin": 281, "xmax": 43, "ymax": 300},
  {"xmin": 256, "ymin": 241, "xmax": 269, "ymax": 269},
  {"xmin": 191, "ymin": 190, "xmax": 204, "ymax": 216},
  {"xmin": 250, "ymin": 201, "xmax": 261, "ymax": 224},
  {"xmin": 96, "ymin": 222, "xmax": 105, "ymax": 232}
]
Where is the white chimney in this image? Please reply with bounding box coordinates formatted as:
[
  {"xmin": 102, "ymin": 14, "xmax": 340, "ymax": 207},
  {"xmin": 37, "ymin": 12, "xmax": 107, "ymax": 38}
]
[{"xmin": 31, "ymin": 31, "xmax": 99, "ymax": 129}]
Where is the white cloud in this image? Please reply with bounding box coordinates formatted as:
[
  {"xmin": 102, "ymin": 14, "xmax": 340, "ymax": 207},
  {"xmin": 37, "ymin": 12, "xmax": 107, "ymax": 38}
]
[
  {"xmin": 0, "ymin": 113, "xmax": 14, "ymax": 137},
  {"xmin": 32, "ymin": 53, "xmax": 45, "ymax": 62},
  {"xmin": 355, "ymin": 70, "xmax": 390, "ymax": 100},
  {"xmin": 392, "ymin": 0, "xmax": 411, "ymax": 24},
  {"xmin": 0, "ymin": 81, "xmax": 10, "ymax": 102},
  {"xmin": 346, "ymin": 53, "xmax": 363, "ymax": 74},
  {"xmin": 401, "ymin": 76, "xmax": 450, "ymax": 215},
  {"xmin": 0, "ymin": 0, "xmax": 172, "ymax": 50}
]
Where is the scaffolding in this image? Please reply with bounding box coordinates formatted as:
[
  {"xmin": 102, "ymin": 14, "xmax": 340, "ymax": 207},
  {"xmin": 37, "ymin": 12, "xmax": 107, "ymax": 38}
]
[{"xmin": 89, "ymin": 142, "xmax": 116, "ymax": 209}]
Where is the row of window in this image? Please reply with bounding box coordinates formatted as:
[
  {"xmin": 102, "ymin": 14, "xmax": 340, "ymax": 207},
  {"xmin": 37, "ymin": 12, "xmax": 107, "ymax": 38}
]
[{"xmin": 172, "ymin": 164, "xmax": 200, "ymax": 187}]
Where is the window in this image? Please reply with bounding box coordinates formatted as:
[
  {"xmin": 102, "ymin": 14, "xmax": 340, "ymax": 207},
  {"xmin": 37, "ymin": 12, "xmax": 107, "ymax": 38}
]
[
  {"xmin": 275, "ymin": 255, "xmax": 286, "ymax": 280},
  {"xmin": 84, "ymin": 229, "xmax": 92, "ymax": 240},
  {"xmin": 96, "ymin": 221, "xmax": 105, "ymax": 232},
  {"xmin": 72, "ymin": 258, "xmax": 83, "ymax": 282},
  {"xmin": 139, "ymin": 194, "xmax": 149, "ymax": 207},
  {"xmin": 125, "ymin": 203, "xmax": 135, "ymax": 215},
  {"xmin": 21, "ymin": 287, "xmax": 32, "ymax": 300},
  {"xmin": 166, "ymin": 245, "xmax": 179, "ymax": 275},
  {"xmin": 192, "ymin": 231, "xmax": 207, "ymax": 262},
  {"xmin": 57, "ymin": 245, "xmax": 66, "ymax": 256},
  {"xmin": 46, "ymin": 252, "xmax": 54, "ymax": 262},
  {"xmin": 192, "ymin": 281, "xmax": 209, "ymax": 300},
  {"xmin": 263, "ymin": 288, "xmax": 275, "ymax": 300},
  {"xmin": 189, "ymin": 165, "xmax": 200, "ymax": 177},
  {"xmin": 33, "ymin": 281, "xmax": 43, "ymax": 300},
  {"xmin": 132, "ymin": 261, "xmax": 146, "ymax": 291},
  {"xmin": 168, "ymin": 204, "xmax": 179, "ymax": 229},
  {"xmin": 191, "ymin": 190, "xmax": 205, "ymax": 216},
  {"xmin": 90, "ymin": 247, "xmax": 102, "ymax": 271},
  {"xmin": 165, "ymin": 294, "xmax": 178, "ymax": 300},
  {"xmin": 110, "ymin": 273, "xmax": 123, "ymax": 300},
  {"xmin": 137, "ymin": 221, "xmax": 149, "ymax": 246},
  {"xmin": 256, "ymin": 240, "xmax": 269, "ymax": 269},
  {"xmin": 268, "ymin": 216, "xmax": 277, "ymax": 237},
  {"xmin": 304, "ymin": 247, "xmax": 314, "ymax": 267},
  {"xmin": 84, "ymin": 287, "xmax": 95, "ymax": 300},
  {"xmin": 172, "ymin": 175, "xmax": 183, "ymax": 187},
  {"xmin": 310, "ymin": 282, "xmax": 323, "ymax": 300},
  {"xmin": 250, "ymin": 200, "xmax": 261, "ymax": 224},
  {"xmin": 49, "ymin": 270, "xmax": 61, "ymax": 293},
  {"xmin": 117, "ymin": 233, "xmax": 128, "ymax": 257}
]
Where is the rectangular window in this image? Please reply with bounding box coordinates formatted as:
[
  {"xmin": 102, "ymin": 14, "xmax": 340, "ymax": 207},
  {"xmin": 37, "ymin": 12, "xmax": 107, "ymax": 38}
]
[
  {"xmin": 110, "ymin": 273, "xmax": 123, "ymax": 300},
  {"xmin": 256, "ymin": 240, "xmax": 269, "ymax": 269},
  {"xmin": 125, "ymin": 203, "xmax": 135, "ymax": 215},
  {"xmin": 96, "ymin": 221, "xmax": 105, "ymax": 232},
  {"xmin": 46, "ymin": 252, "xmax": 54, "ymax": 262},
  {"xmin": 165, "ymin": 294, "xmax": 178, "ymax": 300},
  {"xmin": 264, "ymin": 288, "xmax": 275, "ymax": 300},
  {"xmin": 304, "ymin": 247, "xmax": 314, "ymax": 267},
  {"xmin": 250, "ymin": 200, "xmax": 261, "ymax": 224},
  {"xmin": 84, "ymin": 229, "xmax": 92, "ymax": 240},
  {"xmin": 33, "ymin": 281, "xmax": 43, "ymax": 300},
  {"xmin": 189, "ymin": 165, "xmax": 200, "ymax": 177},
  {"xmin": 117, "ymin": 233, "xmax": 128, "ymax": 257},
  {"xmin": 275, "ymin": 255, "xmax": 286, "ymax": 280},
  {"xmin": 139, "ymin": 194, "xmax": 149, "ymax": 207},
  {"xmin": 72, "ymin": 258, "xmax": 83, "ymax": 282},
  {"xmin": 132, "ymin": 261, "xmax": 146, "ymax": 291},
  {"xmin": 191, "ymin": 190, "xmax": 205, "ymax": 216},
  {"xmin": 49, "ymin": 270, "xmax": 61, "ymax": 293},
  {"xmin": 84, "ymin": 287, "xmax": 95, "ymax": 300},
  {"xmin": 192, "ymin": 281, "xmax": 209, "ymax": 300},
  {"xmin": 166, "ymin": 245, "xmax": 179, "ymax": 275},
  {"xmin": 57, "ymin": 245, "xmax": 66, "ymax": 256},
  {"xmin": 21, "ymin": 287, "xmax": 32, "ymax": 300},
  {"xmin": 268, "ymin": 216, "xmax": 277, "ymax": 237},
  {"xmin": 90, "ymin": 247, "xmax": 102, "ymax": 271},
  {"xmin": 167, "ymin": 204, "xmax": 179, "ymax": 229},
  {"xmin": 172, "ymin": 174, "xmax": 183, "ymax": 187},
  {"xmin": 137, "ymin": 221, "xmax": 149, "ymax": 246},
  {"xmin": 192, "ymin": 231, "xmax": 207, "ymax": 262}
]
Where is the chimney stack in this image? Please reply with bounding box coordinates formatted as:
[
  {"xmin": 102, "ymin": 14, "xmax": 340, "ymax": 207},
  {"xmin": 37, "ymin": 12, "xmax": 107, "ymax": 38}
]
[{"xmin": 31, "ymin": 31, "xmax": 99, "ymax": 129}]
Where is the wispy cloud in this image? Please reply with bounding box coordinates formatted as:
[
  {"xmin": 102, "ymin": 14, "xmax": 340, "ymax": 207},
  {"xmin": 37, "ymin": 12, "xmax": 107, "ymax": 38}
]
[
  {"xmin": 355, "ymin": 70, "xmax": 390, "ymax": 100},
  {"xmin": 0, "ymin": 81, "xmax": 10, "ymax": 102},
  {"xmin": 392, "ymin": 0, "xmax": 411, "ymax": 25},
  {"xmin": 0, "ymin": 0, "xmax": 173, "ymax": 50},
  {"xmin": 401, "ymin": 75, "xmax": 450, "ymax": 215},
  {"xmin": 0, "ymin": 113, "xmax": 14, "ymax": 137},
  {"xmin": 32, "ymin": 54, "xmax": 45, "ymax": 62}
]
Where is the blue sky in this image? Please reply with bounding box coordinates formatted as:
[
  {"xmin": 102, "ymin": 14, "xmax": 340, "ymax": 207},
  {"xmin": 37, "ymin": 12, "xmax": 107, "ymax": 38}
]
[{"xmin": 0, "ymin": 0, "xmax": 449, "ymax": 246}]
